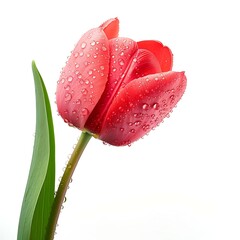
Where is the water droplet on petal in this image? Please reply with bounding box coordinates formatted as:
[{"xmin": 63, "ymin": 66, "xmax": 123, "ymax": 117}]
[
  {"xmin": 67, "ymin": 76, "xmax": 73, "ymax": 82},
  {"xmin": 130, "ymin": 129, "xmax": 136, "ymax": 133},
  {"xmin": 142, "ymin": 103, "xmax": 149, "ymax": 110},
  {"xmin": 76, "ymin": 99, "xmax": 81, "ymax": 105},
  {"xmin": 64, "ymin": 85, "xmax": 70, "ymax": 90},
  {"xmin": 74, "ymin": 52, "xmax": 79, "ymax": 58},
  {"xmin": 90, "ymin": 40, "xmax": 96, "ymax": 46},
  {"xmin": 65, "ymin": 93, "xmax": 72, "ymax": 102},
  {"xmin": 81, "ymin": 88, "xmax": 88, "ymax": 95},
  {"xmin": 81, "ymin": 108, "xmax": 89, "ymax": 116},
  {"xmin": 152, "ymin": 103, "xmax": 160, "ymax": 110},
  {"xmin": 134, "ymin": 120, "xmax": 141, "ymax": 126},
  {"xmin": 102, "ymin": 46, "xmax": 107, "ymax": 51},
  {"xmin": 81, "ymin": 42, "xmax": 87, "ymax": 49},
  {"xmin": 118, "ymin": 59, "xmax": 125, "ymax": 66},
  {"xmin": 170, "ymin": 95, "xmax": 175, "ymax": 104},
  {"xmin": 142, "ymin": 124, "xmax": 150, "ymax": 131}
]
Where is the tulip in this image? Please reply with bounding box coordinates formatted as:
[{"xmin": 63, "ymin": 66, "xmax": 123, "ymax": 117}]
[{"xmin": 56, "ymin": 18, "xmax": 187, "ymax": 146}]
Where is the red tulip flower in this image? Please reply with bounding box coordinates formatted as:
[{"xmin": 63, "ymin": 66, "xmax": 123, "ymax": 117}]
[{"xmin": 56, "ymin": 18, "xmax": 187, "ymax": 146}]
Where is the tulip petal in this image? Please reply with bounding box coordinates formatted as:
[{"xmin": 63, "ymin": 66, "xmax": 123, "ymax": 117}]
[
  {"xmin": 100, "ymin": 18, "xmax": 119, "ymax": 39},
  {"xmin": 99, "ymin": 71, "xmax": 187, "ymax": 146},
  {"xmin": 85, "ymin": 37, "xmax": 138, "ymax": 133},
  {"xmin": 120, "ymin": 48, "xmax": 162, "ymax": 85},
  {"xmin": 56, "ymin": 27, "xmax": 111, "ymax": 129},
  {"xmin": 138, "ymin": 40, "xmax": 173, "ymax": 71}
]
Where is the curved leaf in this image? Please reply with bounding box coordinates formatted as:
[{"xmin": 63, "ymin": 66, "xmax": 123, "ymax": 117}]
[{"xmin": 17, "ymin": 61, "xmax": 55, "ymax": 240}]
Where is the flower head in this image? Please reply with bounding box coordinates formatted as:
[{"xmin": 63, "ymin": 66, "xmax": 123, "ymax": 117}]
[{"xmin": 56, "ymin": 18, "xmax": 187, "ymax": 146}]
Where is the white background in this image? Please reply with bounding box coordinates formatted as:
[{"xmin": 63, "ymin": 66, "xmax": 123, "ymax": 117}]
[{"xmin": 1, "ymin": 0, "xmax": 240, "ymax": 239}]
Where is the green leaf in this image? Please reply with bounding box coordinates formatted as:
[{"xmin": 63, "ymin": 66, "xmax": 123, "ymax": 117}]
[{"xmin": 17, "ymin": 61, "xmax": 55, "ymax": 240}]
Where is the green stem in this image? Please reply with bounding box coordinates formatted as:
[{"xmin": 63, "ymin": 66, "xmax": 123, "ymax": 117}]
[{"xmin": 46, "ymin": 131, "xmax": 92, "ymax": 240}]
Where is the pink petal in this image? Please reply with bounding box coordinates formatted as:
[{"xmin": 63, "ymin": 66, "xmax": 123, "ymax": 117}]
[
  {"xmin": 56, "ymin": 27, "xmax": 110, "ymax": 129},
  {"xmin": 99, "ymin": 18, "xmax": 119, "ymax": 39},
  {"xmin": 99, "ymin": 71, "xmax": 187, "ymax": 146},
  {"xmin": 85, "ymin": 37, "xmax": 138, "ymax": 133},
  {"xmin": 120, "ymin": 48, "xmax": 162, "ymax": 85},
  {"xmin": 138, "ymin": 40, "xmax": 173, "ymax": 71}
]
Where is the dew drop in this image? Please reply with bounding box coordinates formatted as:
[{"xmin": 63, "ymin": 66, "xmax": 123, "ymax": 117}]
[
  {"xmin": 61, "ymin": 78, "xmax": 65, "ymax": 84},
  {"xmin": 65, "ymin": 93, "xmax": 72, "ymax": 102},
  {"xmin": 79, "ymin": 51, "xmax": 84, "ymax": 57},
  {"xmin": 67, "ymin": 76, "xmax": 73, "ymax": 82},
  {"xmin": 120, "ymin": 128, "xmax": 124, "ymax": 132},
  {"xmin": 90, "ymin": 40, "xmax": 96, "ymax": 46},
  {"xmin": 142, "ymin": 103, "xmax": 149, "ymax": 110},
  {"xmin": 152, "ymin": 103, "xmax": 160, "ymax": 110},
  {"xmin": 102, "ymin": 46, "xmax": 107, "ymax": 51},
  {"xmin": 170, "ymin": 95, "xmax": 175, "ymax": 101},
  {"xmin": 81, "ymin": 88, "xmax": 88, "ymax": 95},
  {"xmin": 64, "ymin": 85, "xmax": 70, "ymax": 90},
  {"xmin": 74, "ymin": 52, "xmax": 79, "ymax": 58},
  {"xmin": 81, "ymin": 42, "xmax": 87, "ymax": 49},
  {"xmin": 81, "ymin": 108, "xmax": 89, "ymax": 116},
  {"xmin": 134, "ymin": 120, "xmax": 141, "ymax": 126},
  {"xmin": 68, "ymin": 122, "xmax": 74, "ymax": 127},
  {"xmin": 142, "ymin": 124, "xmax": 150, "ymax": 131},
  {"xmin": 118, "ymin": 59, "xmax": 125, "ymax": 66},
  {"xmin": 130, "ymin": 129, "xmax": 136, "ymax": 133}
]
